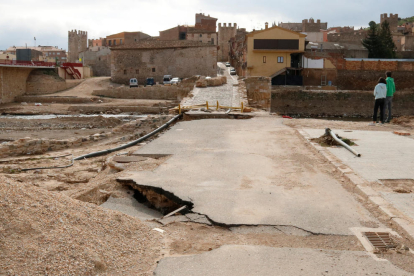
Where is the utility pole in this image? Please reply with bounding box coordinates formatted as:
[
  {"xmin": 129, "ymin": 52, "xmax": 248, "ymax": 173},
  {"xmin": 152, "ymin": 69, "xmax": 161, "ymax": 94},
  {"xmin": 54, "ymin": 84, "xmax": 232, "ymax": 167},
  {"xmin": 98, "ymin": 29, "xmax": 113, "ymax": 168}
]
[{"xmin": 34, "ymin": 37, "xmax": 36, "ymax": 47}]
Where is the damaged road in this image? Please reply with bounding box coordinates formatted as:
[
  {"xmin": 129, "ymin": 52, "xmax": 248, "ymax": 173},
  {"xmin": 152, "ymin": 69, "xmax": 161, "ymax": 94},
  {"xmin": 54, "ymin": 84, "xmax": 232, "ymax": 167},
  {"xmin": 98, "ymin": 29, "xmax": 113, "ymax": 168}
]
[{"xmin": 117, "ymin": 117, "xmax": 380, "ymax": 235}]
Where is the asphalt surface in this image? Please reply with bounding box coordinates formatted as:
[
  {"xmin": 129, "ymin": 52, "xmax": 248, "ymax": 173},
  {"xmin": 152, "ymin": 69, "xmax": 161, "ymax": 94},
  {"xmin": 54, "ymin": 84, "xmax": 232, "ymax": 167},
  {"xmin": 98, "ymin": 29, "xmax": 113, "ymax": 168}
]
[
  {"xmin": 118, "ymin": 117, "xmax": 380, "ymax": 235},
  {"xmin": 154, "ymin": 245, "xmax": 411, "ymax": 276}
]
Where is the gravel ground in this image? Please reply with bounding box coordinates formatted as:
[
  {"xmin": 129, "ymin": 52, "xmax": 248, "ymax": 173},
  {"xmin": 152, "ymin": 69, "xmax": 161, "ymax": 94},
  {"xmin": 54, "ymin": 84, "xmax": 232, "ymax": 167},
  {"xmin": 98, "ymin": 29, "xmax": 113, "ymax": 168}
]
[{"xmin": 0, "ymin": 176, "xmax": 163, "ymax": 275}]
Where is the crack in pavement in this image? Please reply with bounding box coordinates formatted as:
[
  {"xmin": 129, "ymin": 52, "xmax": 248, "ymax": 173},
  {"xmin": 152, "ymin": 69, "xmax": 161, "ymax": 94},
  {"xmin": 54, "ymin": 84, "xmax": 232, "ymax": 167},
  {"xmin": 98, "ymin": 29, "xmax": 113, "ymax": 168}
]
[{"xmin": 117, "ymin": 178, "xmax": 355, "ymax": 237}]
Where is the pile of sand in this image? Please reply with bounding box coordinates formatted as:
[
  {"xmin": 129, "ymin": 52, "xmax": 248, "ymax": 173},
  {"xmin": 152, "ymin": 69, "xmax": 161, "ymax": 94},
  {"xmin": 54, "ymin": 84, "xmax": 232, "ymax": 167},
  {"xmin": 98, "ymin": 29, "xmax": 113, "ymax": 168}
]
[{"xmin": 0, "ymin": 176, "xmax": 162, "ymax": 275}]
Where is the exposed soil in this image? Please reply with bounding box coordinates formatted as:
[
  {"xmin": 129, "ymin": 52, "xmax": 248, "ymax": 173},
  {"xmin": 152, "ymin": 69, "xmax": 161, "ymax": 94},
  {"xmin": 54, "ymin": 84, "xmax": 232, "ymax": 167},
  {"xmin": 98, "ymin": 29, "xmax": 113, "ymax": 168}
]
[
  {"xmin": 0, "ymin": 175, "xmax": 162, "ymax": 276},
  {"xmin": 311, "ymin": 133, "xmax": 355, "ymax": 147},
  {"xmin": 392, "ymin": 116, "xmax": 414, "ymax": 128},
  {"xmin": 0, "ymin": 116, "xmax": 130, "ymax": 140}
]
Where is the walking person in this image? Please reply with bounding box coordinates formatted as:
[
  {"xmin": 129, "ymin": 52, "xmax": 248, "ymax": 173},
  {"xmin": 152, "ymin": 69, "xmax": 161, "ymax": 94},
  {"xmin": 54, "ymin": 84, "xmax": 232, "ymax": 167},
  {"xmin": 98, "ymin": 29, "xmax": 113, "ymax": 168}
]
[
  {"xmin": 369, "ymin": 77, "xmax": 387, "ymax": 126},
  {"xmin": 385, "ymin": 71, "xmax": 396, "ymax": 123}
]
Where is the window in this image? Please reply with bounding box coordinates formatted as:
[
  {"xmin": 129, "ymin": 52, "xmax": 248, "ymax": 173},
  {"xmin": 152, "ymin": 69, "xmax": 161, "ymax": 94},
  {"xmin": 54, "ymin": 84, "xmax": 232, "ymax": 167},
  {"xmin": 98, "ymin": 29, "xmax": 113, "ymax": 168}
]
[
  {"xmin": 254, "ymin": 39, "xmax": 299, "ymax": 50},
  {"xmin": 263, "ymin": 56, "xmax": 266, "ymax": 63},
  {"xmin": 199, "ymin": 34, "xmax": 202, "ymax": 37},
  {"xmin": 114, "ymin": 40, "xmax": 116, "ymax": 46},
  {"xmin": 120, "ymin": 39, "xmax": 123, "ymax": 45},
  {"xmin": 211, "ymin": 38, "xmax": 214, "ymax": 44},
  {"xmin": 96, "ymin": 43, "xmax": 98, "ymax": 46},
  {"xmin": 135, "ymin": 39, "xmax": 137, "ymax": 41},
  {"xmin": 123, "ymin": 69, "xmax": 127, "ymax": 74},
  {"xmin": 277, "ymin": 56, "xmax": 284, "ymax": 63},
  {"xmin": 108, "ymin": 40, "xmax": 112, "ymax": 46},
  {"xmin": 136, "ymin": 69, "xmax": 139, "ymax": 74},
  {"xmin": 152, "ymin": 68, "xmax": 155, "ymax": 72}
]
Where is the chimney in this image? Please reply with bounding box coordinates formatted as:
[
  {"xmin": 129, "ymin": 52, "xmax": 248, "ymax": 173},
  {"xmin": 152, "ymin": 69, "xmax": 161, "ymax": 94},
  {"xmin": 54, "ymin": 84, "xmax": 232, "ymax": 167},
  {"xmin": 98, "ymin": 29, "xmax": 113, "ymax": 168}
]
[{"xmin": 265, "ymin": 22, "xmax": 269, "ymax": 29}]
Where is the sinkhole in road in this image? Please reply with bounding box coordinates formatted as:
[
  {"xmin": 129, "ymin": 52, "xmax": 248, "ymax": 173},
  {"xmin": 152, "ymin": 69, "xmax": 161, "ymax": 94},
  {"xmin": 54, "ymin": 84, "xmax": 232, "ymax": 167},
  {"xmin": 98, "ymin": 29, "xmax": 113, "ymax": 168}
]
[{"xmin": 121, "ymin": 180, "xmax": 194, "ymax": 216}]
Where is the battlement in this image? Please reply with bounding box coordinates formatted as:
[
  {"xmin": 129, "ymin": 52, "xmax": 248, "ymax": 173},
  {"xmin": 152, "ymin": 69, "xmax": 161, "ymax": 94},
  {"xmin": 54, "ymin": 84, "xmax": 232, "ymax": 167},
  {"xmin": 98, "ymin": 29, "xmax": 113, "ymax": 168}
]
[
  {"xmin": 218, "ymin": 23, "xmax": 237, "ymax": 28},
  {"xmin": 380, "ymin": 13, "xmax": 399, "ymax": 32},
  {"xmin": 69, "ymin": 30, "xmax": 88, "ymax": 36},
  {"xmin": 381, "ymin": 13, "xmax": 399, "ymax": 20}
]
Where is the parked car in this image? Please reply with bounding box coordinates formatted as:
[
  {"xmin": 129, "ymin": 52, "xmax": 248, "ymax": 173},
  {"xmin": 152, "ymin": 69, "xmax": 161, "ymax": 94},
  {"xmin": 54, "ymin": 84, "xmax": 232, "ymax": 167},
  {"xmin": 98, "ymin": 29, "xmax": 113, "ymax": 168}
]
[
  {"xmin": 171, "ymin": 77, "xmax": 181, "ymax": 85},
  {"xmin": 205, "ymin": 76, "xmax": 212, "ymax": 79},
  {"xmin": 129, "ymin": 78, "xmax": 138, "ymax": 88},
  {"xmin": 146, "ymin": 77, "xmax": 155, "ymax": 86},
  {"xmin": 163, "ymin": 75, "xmax": 172, "ymax": 85},
  {"xmin": 225, "ymin": 62, "xmax": 231, "ymax": 67},
  {"xmin": 230, "ymin": 68, "xmax": 236, "ymax": 75}
]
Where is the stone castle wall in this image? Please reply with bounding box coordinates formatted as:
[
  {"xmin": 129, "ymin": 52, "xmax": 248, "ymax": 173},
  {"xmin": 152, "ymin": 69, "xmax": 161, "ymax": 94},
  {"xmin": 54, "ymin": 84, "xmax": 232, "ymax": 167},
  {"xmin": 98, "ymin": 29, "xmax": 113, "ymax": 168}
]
[
  {"xmin": 218, "ymin": 23, "xmax": 237, "ymax": 62},
  {"xmin": 68, "ymin": 30, "xmax": 87, "ymax": 63},
  {"xmin": 381, "ymin": 13, "xmax": 399, "ymax": 32},
  {"xmin": 111, "ymin": 46, "xmax": 217, "ymax": 84},
  {"xmin": 0, "ymin": 67, "xmax": 33, "ymax": 104}
]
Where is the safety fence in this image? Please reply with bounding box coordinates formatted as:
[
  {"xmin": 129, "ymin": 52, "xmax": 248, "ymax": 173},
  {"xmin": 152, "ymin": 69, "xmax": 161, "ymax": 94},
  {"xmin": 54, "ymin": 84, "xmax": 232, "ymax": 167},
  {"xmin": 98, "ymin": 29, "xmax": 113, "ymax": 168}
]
[{"xmin": 173, "ymin": 101, "xmax": 245, "ymax": 114}]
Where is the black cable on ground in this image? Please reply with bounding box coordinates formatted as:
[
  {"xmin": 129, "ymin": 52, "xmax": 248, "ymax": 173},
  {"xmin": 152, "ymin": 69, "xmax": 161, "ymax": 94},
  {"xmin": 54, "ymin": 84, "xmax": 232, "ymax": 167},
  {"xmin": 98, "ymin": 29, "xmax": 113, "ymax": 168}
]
[
  {"xmin": 21, "ymin": 155, "xmax": 74, "ymax": 171},
  {"xmin": 73, "ymin": 114, "xmax": 182, "ymax": 160}
]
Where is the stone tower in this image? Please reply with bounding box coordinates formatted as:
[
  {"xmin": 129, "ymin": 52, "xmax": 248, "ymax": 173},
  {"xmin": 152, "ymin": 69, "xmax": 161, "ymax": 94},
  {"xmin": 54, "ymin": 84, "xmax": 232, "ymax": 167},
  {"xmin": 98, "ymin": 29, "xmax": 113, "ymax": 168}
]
[
  {"xmin": 68, "ymin": 30, "xmax": 88, "ymax": 63},
  {"xmin": 381, "ymin": 13, "xmax": 399, "ymax": 32},
  {"xmin": 218, "ymin": 23, "xmax": 237, "ymax": 62}
]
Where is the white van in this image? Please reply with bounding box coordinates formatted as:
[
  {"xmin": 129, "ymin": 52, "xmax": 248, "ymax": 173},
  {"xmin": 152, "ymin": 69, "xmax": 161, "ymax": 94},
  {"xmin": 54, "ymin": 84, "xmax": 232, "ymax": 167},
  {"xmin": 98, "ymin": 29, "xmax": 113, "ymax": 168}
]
[
  {"xmin": 163, "ymin": 75, "xmax": 172, "ymax": 85},
  {"xmin": 129, "ymin": 78, "xmax": 138, "ymax": 88}
]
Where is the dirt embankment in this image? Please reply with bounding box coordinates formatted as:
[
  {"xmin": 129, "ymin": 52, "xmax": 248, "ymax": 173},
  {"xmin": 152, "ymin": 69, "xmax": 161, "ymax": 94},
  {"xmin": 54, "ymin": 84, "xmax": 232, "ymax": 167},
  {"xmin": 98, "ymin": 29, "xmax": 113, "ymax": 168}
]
[{"xmin": 0, "ymin": 176, "xmax": 162, "ymax": 275}]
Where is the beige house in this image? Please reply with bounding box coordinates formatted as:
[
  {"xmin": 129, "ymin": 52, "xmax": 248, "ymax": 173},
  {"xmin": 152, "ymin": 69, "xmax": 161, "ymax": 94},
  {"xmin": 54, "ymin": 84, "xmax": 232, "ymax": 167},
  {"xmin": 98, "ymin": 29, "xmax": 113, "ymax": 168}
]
[{"xmin": 245, "ymin": 23, "xmax": 306, "ymax": 84}]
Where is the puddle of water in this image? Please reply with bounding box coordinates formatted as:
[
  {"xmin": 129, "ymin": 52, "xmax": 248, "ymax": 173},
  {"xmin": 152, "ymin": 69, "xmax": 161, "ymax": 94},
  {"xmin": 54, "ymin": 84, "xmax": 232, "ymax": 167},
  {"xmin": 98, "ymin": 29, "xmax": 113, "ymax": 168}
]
[{"xmin": 0, "ymin": 114, "xmax": 148, "ymax": 120}]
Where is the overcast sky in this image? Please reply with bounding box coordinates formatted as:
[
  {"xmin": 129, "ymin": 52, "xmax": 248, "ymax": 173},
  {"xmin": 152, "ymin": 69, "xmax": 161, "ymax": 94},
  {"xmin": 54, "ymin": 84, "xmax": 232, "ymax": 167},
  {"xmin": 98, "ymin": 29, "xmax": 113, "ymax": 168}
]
[{"xmin": 0, "ymin": 0, "xmax": 412, "ymax": 51}]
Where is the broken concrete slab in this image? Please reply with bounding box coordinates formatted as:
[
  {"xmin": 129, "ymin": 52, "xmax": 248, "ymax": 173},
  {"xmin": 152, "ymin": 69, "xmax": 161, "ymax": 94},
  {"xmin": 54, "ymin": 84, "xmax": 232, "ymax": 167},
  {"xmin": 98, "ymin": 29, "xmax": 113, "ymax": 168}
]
[
  {"xmin": 154, "ymin": 245, "xmax": 409, "ymax": 275},
  {"xmin": 185, "ymin": 213, "xmax": 212, "ymax": 225},
  {"xmin": 158, "ymin": 215, "xmax": 189, "ymax": 225},
  {"xmin": 119, "ymin": 118, "xmax": 380, "ymax": 235},
  {"xmin": 101, "ymin": 195, "xmax": 162, "ymax": 221}
]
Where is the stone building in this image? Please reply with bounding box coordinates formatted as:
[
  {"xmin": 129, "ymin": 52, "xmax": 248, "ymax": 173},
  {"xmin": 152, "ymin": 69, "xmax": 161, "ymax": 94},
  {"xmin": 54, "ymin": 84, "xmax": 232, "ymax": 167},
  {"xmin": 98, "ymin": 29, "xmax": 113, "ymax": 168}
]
[
  {"xmin": 110, "ymin": 40, "xmax": 217, "ymax": 84},
  {"xmin": 218, "ymin": 23, "xmax": 237, "ymax": 61},
  {"xmin": 186, "ymin": 27, "xmax": 217, "ymax": 45},
  {"xmin": 82, "ymin": 31, "xmax": 151, "ymax": 76},
  {"xmin": 327, "ymin": 31, "xmax": 367, "ymax": 45},
  {"xmin": 79, "ymin": 46, "xmax": 111, "ymax": 76},
  {"xmin": 381, "ymin": 13, "xmax": 399, "ymax": 32},
  {"xmin": 89, "ymin": 37, "xmax": 107, "ymax": 47},
  {"xmin": 195, "ymin": 13, "xmax": 217, "ymax": 32},
  {"xmin": 68, "ymin": 30, "xmax": 87, "ymax": 63},
  {"xmin": 278, "ymin": 18, "xmax": 327, "ymax": 32},
  {"xmin": 106, "ymin": 32, "xmax": 151, "ymax": 47},
  {"xmin": 159, "ymin": 25, "xmax": 188, "ymax": 41},
  {"xmin": 229, "ymin": 28, "xmax": 248, "ymax": 76},
  {"xmin": 159, "ymin": 13, "xmax": 218, "ymax": 45}
]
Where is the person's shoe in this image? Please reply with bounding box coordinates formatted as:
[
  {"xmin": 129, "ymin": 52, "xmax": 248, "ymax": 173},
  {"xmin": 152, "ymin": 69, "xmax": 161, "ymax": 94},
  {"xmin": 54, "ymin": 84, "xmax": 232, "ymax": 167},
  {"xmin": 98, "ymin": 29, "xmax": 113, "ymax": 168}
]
[{"xmin": 368, "ymin": 123, "xmax": 376, "ymax": 126}]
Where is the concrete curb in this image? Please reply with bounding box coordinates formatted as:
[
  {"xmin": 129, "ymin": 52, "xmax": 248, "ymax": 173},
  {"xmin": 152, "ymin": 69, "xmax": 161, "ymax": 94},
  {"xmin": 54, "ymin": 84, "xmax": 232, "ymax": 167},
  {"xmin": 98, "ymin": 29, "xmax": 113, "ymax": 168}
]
[{"xmin": 297, "ymin": 128, "xmax": 414, "ymax": 241}]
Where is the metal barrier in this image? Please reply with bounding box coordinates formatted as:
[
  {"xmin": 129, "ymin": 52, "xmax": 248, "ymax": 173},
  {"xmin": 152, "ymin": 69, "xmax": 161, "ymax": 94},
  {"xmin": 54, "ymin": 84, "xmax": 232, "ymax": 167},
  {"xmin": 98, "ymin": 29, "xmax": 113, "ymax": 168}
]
[{"xmin": 175, "ymin": 101, "xmax": 244, "ymax": 114}]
